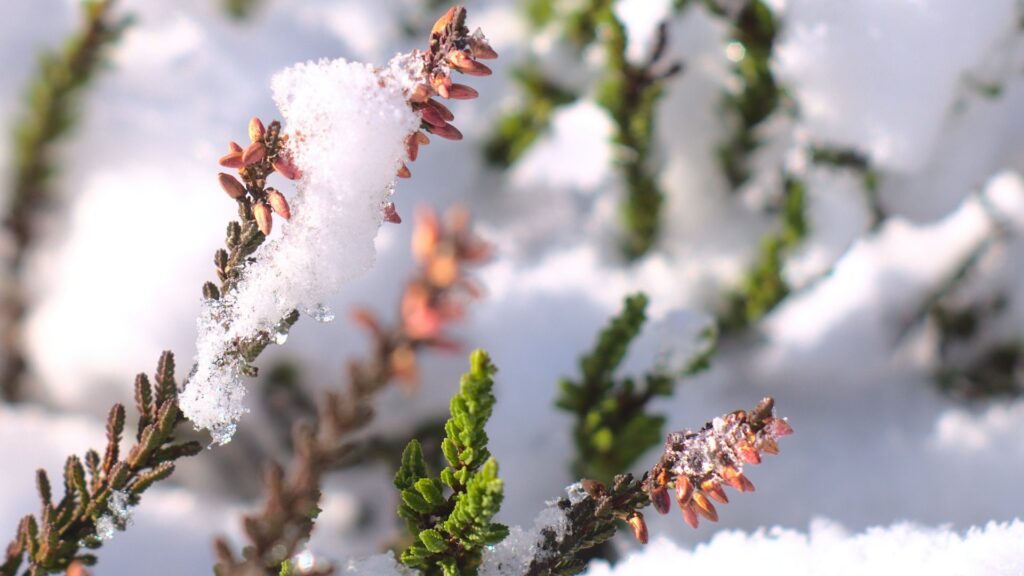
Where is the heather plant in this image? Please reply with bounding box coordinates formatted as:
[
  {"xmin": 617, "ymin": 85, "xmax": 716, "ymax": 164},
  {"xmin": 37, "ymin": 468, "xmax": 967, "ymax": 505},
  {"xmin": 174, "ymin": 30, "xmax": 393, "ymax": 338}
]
[
  {"xmin": 0, "ymin": 6, "xmax": 799, "ymax": 575},
  {"xmin": 1, "ymin": 0, "xmax": 130, "ymax": 402},
  {"xmin": 9, "ymin": 1, "xmax": 1024, "ymax": 573}
]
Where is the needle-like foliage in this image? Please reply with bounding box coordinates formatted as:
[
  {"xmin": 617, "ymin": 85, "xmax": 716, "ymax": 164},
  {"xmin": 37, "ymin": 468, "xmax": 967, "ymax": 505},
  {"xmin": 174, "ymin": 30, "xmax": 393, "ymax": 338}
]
[{"xmin": 395, "ymin": 350, "xmax": 509, "ymax": 575}]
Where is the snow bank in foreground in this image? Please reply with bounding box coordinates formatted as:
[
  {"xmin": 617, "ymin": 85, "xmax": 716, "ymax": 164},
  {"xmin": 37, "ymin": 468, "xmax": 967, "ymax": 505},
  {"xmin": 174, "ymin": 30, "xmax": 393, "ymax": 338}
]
[
  {"xmin": 586, "ymin": 520, "xmax": 1024, "ymax": 576},
  {"xmin": 180, "ymin": 57, "xmax": 420, "ymax": 444}
]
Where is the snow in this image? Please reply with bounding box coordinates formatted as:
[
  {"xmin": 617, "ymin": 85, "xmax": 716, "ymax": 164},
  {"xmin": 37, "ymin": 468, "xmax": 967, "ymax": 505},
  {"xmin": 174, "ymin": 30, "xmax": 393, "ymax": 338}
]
[
  {"xmin": 3, "ymin": 0, "xmax": 1024, "ymax": 574},
  {"xmin": 586, "ymin": 520, "xmax": 1024, "ymax": 576},
  {"xmin": 180, "ymin": 55, "xmax": 420, "ymax": 444},
  {"xmin": 479, "ymin": 498, "xmax": 571, "ymax": 576}
]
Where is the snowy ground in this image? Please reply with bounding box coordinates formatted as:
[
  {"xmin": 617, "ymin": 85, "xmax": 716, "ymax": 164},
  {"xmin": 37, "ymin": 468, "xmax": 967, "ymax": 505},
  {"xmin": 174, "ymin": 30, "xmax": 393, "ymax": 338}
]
[{"xmin": 3, "ymin": 0, "xmax": 1024, "ymax": 573}]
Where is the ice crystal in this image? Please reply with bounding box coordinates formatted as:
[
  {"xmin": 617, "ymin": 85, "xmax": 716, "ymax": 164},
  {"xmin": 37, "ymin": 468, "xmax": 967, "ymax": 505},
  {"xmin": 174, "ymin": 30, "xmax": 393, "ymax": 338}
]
[
  {"xmin": 479, "ymin": 489, "xmax": 573, "ymax": 576},
  {"xmin": 93, "ymin": 489, "xmax": 133, "ymax": 542}
]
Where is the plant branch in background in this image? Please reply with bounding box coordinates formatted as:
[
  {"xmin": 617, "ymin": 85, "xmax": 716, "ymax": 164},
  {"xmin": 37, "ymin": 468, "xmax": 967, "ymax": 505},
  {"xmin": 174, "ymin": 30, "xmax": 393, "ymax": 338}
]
[
  {"xmin": 720, "ymin": 176, "xmax": 806, "ymax": 331},
  {"xmin": 0, "ymin": 353, "xmax": 202, "ymax": 575},
  {"xmin": 1, "ymin": 0, "xmax": 131, "ymax": 402},
  {"xmin": 483, "ymin": 65, "xmax": 577, "ymax": 167},
  {"xmin": 597, "ymin": 19, "xmax": 683, "ymax": 259},
  {"xmin": 808, "ymin": 146, "xmax": 882, "ymax": 229},
  {"xmin": 485, "ymin": 1, "xmax": 681, "ymax": 259},
  {"xmin": 395, "ymin": 350, "xmax": 508, "ymax": 576},
  {"xmin": 698, "ymin": 0, "xmax": 783, "ymax": 190},
  {"xmin": 899, "ymin": 203, "xmax": 1024, "ymax": 400},
  {"xmin": 558, "ymin": 293, "xmax": 716, "ymax": 484}
]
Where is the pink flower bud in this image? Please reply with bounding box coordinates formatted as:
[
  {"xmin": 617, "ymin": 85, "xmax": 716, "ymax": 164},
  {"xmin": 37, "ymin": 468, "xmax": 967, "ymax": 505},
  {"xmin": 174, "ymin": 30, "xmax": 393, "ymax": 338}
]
[
  {"xmin": 248, "ymin": 117, "xmax": 266, "ymax": 143},
  {"xmin": 265, "ymin": 189, "xmax": 291, "ymax": 220},
  {"xmin": 218, "ymin": 173, "xmax": 246, "ymax": 199}
]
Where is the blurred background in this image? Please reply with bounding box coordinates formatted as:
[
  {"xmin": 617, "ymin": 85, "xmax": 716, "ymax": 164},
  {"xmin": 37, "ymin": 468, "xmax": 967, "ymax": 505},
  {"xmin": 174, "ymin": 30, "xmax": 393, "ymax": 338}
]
[{"xmin": 2, "ymin": 0, "xmax": 1024, "ymax": 573}]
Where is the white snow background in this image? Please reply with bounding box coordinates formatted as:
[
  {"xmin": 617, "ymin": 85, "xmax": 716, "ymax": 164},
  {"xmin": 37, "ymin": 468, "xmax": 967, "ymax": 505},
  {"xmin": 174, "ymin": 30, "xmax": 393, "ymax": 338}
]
[{"xmin": 2, "ymin": 0, "xmax": 1024, "ymax": 573}]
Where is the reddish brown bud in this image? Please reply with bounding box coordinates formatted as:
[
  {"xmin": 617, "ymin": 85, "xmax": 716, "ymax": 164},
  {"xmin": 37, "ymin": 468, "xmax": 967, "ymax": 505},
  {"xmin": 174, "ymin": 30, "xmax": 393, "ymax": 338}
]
[
  {"xmin": 219, "ymin": 151, "xmax": 244, "ymax": 169},
  {"xmin": 254, "ymin": 202, "xmax": 273, "ymax": 236},
  {"xmin": 415, "ymin": 131, "xmax": 431, "ymax": 145},
  {"xmin": 242, "ymin": 141, "xmax": 266, "ymax": 166},
  {"xmin": 736, "ymin": 441, "xmax": 762, "ymax": 465},
  {"xmin": 691, "ymin": 492, "xmax": 718, "ymax": 522},
  {"xmin": 266, "ymin": 189, "xmax": 291, "ymax": 220},
  {"xmin": 580, "ymin": 479, "xmax": 605, "ymax": 498},
  {"xmin": 651, "ymin": 485, "xmax": 671, "ymax": 515},
  {"xmin": 470, "ymin": 41, "xmax": 498, "ymax": 60},
  {"xmin": 768, "ymin": 418, "xmax": 794, "ymax": 437},
  {"xmin": 420, "ymin": 105, "xmax": 448, "ymax": 127},
  {"xmin": 680, "ymin": 502, "xmax": 699, "ymax": 529},
  {"xmin": 426, "ymin": 122, "xmax": 463, "ymax": 141},
  {"xmin": 271, "ymin": 155, "xmax": 302, "ymax": 180},
  {"xmin": 701, "ymin": 480, "xmax": 729, "ymax": 504},
  {"xmin": 447, "ymin": 84, "xmax": 479, "ymax": 99},
  {"xmin": 674, "ymin": 475, "xmax": 694, "ymax": 506},
  {"xmin": 218, "ymin": 173, "xmax": 247, "ymax": 199},
  {"xmin": 448, "ymin": 50, "xmax": 493, "ymax": 76},
  {"xmin": 405, "ymin": 134, "xmax": 420, "ymax": 162},
  {"xmin": 431, "ymin": 6, "xmax": 459, "ymax": 36},
  {"xmin": 720, "ymin": 466, "xmax": 754, "ymax": 492},
  {"xmin": 248, "ymin": 116, "xmax": 266, "ymax": 143},
  {"xmin": 426, "ymin": 98, "xmax": 455, "ymax": 121},
  {"xmin": 759, "ymin": 437, "xmax": 780, "ymax": 455},
  {"xmin": 228, "ymin": 141, "xmax": 243, "ymax": 153},
  {"xmin": 397, "ymin": 164, "xmax": 412, "ymax": 179},
  {"xmin": 627, "ymin": 513, "xmax": 649, "ymax": 545},
  {"xmin": 383, "ymin": 202, "xmax": 402, "ymax": 224},
  {"xmin": 454, "ymin": 56, "xmax": 493, "ymax": 76}
]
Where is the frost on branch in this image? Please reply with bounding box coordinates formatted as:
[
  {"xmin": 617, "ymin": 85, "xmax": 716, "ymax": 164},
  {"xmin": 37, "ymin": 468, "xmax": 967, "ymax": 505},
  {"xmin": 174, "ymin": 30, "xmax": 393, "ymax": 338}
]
[
  {"xmin": 483, "ymin": 400, "xmax": 792, "ymax": 575},
  {"xmin": 646, "ymin": 397, "xmax": 793, "ymax": 529}
]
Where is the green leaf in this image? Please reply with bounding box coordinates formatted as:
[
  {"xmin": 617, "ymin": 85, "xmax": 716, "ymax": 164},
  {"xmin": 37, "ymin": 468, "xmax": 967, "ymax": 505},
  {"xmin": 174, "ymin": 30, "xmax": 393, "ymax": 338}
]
[
  {"xmin": 415, "ymin": 478, "xmax": 445, "ymax": 507},
  {"xmin": 395, "ymin": 440, "xmax": 427, "ymax": 491},
  {"xmin": 395, "ymin": 350, "xmax": 506, "ymax": 575},
  {"xmin": 401, "ymin": 490, "xmax": 433, "ymax": 515},
  {"xmin": 419, "ymin": 529, "xmax": 449, "ymax": 553}
]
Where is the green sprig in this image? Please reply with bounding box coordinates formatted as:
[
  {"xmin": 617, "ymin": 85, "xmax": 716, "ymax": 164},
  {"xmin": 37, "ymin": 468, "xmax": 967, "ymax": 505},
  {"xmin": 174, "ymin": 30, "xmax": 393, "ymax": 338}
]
[
  {"xmin": 558, "ymin": 293, "xmax": 716, "ymax": 483},
  {"xmin": 395, "ymin": 350, "xmax": 509, "ymax": 575}
]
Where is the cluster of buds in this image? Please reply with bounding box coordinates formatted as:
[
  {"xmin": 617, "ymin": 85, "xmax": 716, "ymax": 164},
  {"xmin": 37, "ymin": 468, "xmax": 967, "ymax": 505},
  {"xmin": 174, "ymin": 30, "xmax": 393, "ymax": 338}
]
[
  {"xmin": 643, "ymin": 397, "xmax": 792, "ymax": 530},
  {"xmin": 386, "ymin": 5, "xmax": 497, "ymax": 223},
  {"xmin": 353, "ymin": 206, "xmax": 490, "ymax": 386},
  {"xmin": 217, "ymin": 116, "xmax": 301, "ymax": 236}
]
